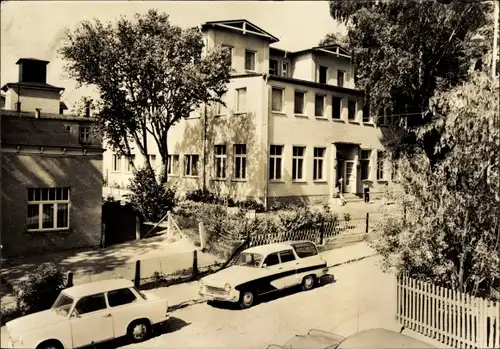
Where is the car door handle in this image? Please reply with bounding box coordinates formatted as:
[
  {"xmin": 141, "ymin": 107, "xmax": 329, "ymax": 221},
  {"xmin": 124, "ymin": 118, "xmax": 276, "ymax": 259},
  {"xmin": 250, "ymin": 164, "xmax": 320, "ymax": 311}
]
[
  {"xmin": 278, "ymin": 267, "xmax": 283, "ymax": 270},
  {"xmin": 103, "ymin": 314, "xmax": 111, "ymax": 318}
]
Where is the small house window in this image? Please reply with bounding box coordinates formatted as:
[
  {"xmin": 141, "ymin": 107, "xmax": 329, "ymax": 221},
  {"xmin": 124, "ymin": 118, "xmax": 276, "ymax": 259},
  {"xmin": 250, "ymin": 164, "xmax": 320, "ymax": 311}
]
[{"xmin": 245, "ymin": 50, "xmax": 256, "ymax": 71}]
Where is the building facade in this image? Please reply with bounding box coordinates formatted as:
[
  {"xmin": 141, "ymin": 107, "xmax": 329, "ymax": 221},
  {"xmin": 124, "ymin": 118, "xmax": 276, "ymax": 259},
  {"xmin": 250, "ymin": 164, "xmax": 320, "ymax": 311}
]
[
  {"xmin": 1, "ymin": 58, "xmax": 104, "ymax": 257},
  {"xmin": 104, "ymin": 20, "xmax": 399, "ymax": 207}
]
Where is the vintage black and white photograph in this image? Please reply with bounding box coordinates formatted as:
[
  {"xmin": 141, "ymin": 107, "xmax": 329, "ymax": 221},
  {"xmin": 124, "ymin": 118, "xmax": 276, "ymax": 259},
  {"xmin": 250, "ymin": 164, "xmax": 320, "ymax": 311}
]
[{"xmin": 0, "ymin": 0, "xmax": 499, "ymax": 348}]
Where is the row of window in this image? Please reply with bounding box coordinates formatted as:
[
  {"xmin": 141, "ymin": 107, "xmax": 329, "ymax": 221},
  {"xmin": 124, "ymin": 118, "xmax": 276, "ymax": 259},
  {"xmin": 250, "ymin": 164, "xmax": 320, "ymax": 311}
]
[
  {"xmin": 27, "ymin": 188, "xmax": 70, "ymax": 232},
  {"xmin": 222, "ymin": 45, "xmax": 260, "ymax": 73},
  {"xmin": 167, "ymin": 144, "xmax": 248, "ymax": 180},
  {"xmin": 270, "ymin": 145, "xmax": 326, "ymax": 181},
  {"xmin": 112, "ymin": 154, "xmax": 157, "ymax": 173},
  {"xmin": 271, "ymin": 87, "xmax": 366, "ymax": 121}
]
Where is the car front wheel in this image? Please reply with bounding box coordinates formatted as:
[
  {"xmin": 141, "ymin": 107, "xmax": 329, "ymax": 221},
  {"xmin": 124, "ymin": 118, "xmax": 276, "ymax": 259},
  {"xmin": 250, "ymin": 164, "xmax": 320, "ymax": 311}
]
[
  {"xmin": 239, "ymin": 290, "xmax": 256, "ymax": 309},
  {"xmin": 128, "ymin": 319, "xmax": 151, "ymax": 343},
  {"xmin": 301, "ymin": 275, "xmax": 316, "ymax": 291}
]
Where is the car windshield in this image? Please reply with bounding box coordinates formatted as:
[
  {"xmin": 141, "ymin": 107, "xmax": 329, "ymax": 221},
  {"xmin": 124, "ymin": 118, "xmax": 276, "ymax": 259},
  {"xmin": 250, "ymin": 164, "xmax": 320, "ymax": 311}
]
[
  {"xmin": 235, "ymin": 252, "xmax": 263, "ymax": 267},
  {"xmin": 51, "ymin": 293, "xmax": 74, "ymax": 316}
]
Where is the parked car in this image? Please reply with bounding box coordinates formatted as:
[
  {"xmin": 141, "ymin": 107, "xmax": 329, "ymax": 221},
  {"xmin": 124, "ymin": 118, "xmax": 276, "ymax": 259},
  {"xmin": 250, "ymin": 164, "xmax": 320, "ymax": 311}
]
[
  {"xmin": 5, "ymin": 279, "xmax": 169, "ymax": 349},
  {"xmin": 267, "ymin": 328, "xmax": 437, "ymax": 348},
  {"xmin": 199, "ymin": 240, "xmax": 329, "ymax": 309}
]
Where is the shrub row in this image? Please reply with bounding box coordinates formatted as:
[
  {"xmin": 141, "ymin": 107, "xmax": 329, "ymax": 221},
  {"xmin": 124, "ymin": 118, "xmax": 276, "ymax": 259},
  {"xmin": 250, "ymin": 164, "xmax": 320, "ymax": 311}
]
[
  {"xmin": 185, "ymin": 189, "xmax": 266, "ymax": 213},
  {"xmin": 173, "ymin": 201, "xmax": 338, "ymax": 259}
]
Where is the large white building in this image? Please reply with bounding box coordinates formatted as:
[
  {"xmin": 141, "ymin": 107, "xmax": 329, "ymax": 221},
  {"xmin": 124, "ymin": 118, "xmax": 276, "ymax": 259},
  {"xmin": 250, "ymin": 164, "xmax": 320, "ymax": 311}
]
[{"xmin": 103, "ymin": 19, "xmax": 399, "ymax": 208}]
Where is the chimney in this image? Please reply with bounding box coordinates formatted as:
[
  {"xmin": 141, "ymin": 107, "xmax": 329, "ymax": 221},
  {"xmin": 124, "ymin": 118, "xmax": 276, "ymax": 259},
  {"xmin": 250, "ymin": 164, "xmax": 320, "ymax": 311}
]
[
  {"xmin": 85, "ymin": 103, "xmax": 90, "ymax": 117},
  {"xmin": 35, "ymin": 108, "xmax": 41, "ymax": 118},
  {"xmin": 16, "ymin": 58, "xmax": 50, "ymax": 84}
]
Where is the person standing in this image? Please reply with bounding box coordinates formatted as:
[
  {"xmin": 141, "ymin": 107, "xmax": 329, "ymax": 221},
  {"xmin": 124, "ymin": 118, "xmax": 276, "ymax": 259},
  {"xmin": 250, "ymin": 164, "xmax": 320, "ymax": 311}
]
[{"xmin": 363, "ymin": 184, "xmax": 370, "ymax": 203}]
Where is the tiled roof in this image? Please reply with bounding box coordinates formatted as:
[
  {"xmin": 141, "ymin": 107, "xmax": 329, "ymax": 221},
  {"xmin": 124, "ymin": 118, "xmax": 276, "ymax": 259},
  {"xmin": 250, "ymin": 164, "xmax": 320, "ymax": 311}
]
[{"xmin": 1, "ymin": 114, "xmax": 96, "ymax": 149}]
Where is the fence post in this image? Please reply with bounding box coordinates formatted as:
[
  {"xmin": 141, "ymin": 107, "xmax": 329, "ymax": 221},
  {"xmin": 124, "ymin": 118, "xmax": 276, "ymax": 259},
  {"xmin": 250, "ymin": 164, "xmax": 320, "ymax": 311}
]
[
  {"xmin": 167, "ymin": 212, "xmax": 172, "ymax": 235},
  {"xmin": 365, "ymin": 213, "xmax": 369, "ymax": 233},
  {"xmin": 319, "ymin": 221, "xmax": 325, "ymax": 245},
  {"xmin": 134, "ymin": 260, "xmax": 141, "ymax": 288},
  {"xmin": 199, "ymin": 222, "xmax": 206, "ymax": 250},
  {"xmin": 135, "ymin": 216, "xmax": 141, "ymax": 241},
  {"xmin": 192, "ymin": 250, "xmax": 199, "ymax": 280},
  {"xmin": 101, "ymin": 223, "xmax": 106, "ymax": 248},
  {"xmin": 66, "ymin": 271, "xmax": 74, "ymax": 288}
]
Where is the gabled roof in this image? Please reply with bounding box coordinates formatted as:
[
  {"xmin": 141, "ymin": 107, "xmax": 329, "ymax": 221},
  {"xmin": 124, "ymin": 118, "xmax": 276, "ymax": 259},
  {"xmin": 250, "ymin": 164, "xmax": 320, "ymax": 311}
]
[
  {"xmin": 201, "ymin": 19, "xmax": 279, "ymax": 43},
  {"xmin": 291, "ymin": 45, "xmax": 351, "ymax": 59}
]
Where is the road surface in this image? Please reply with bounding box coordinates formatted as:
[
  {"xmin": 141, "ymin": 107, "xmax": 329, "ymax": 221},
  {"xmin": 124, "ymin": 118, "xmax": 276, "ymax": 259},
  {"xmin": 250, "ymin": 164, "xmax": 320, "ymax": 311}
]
[{"xmin": 121, "ymin": 256, "xmax": 398, "ymax": 349}]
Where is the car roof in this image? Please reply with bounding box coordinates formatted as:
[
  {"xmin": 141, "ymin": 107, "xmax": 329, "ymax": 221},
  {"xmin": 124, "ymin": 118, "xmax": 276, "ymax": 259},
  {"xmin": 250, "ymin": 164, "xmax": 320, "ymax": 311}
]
[
  {"xmin": 62, "ymin": 279, "xmax": 134, "ymax": 299},
  {"xmin": 337, "ymin": 328, "xmax": 436, "ymax": 348},
  {"xmin": 243, "ymin": 240, "xmax": 315, "ymax": 255}
]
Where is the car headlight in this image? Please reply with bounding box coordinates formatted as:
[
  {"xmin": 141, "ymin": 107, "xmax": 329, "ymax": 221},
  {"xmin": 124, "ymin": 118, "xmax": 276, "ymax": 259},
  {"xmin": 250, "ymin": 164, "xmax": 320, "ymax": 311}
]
[{"xmin": 224, "ymin": 283, "xmax": 231, "ymax": 293}]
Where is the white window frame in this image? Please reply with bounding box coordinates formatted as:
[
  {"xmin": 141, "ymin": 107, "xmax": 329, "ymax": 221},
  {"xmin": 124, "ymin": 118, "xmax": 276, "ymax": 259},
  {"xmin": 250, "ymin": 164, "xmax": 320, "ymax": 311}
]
[
  {"xmin": 167, "ymin": 154, "xmax": 180, "ymax": 176},
  {"xmin": 315, "ymin": 94, "xmax": 326, "ymax": 117},
  {"xmin": 282, "ymin": 62, "xmax": 289, "ymax": 77},
  {"xmin": 222, "ymin": 44, "xmax": 233, "ymax": 68},
  {"xmin": 292, "ymin": 146, "xmax": 305, "ymax": 181},
  {"xmin": 271, "ymin": 87, "xmax": 284, "ymax": 112},
  {"xmin": 269, "ymin": 59, "xmax": 278, "ymax": 75},
  {"xmin": 233, "ymin": 144, "xmax": 247, "ymax": 180},
  {"xmin": 332, "ymin": 96, "xmax": 342, "ymax": 120},
  {"xmin": 360, "ymin": 149, "xmax": 371, "ymax": 180},
  {"xmin": 112, "ymin": 154, "xmax": 121, "ymax": 172},
  {"xmin": 313, "ymin": 147, "xmax": 326, "ymax": 181},
  {"xmin": 124, "ymin": 155, "xmax": 135, "ymax": 173},
  {"xmin": 214, "ymin": 145, "xmax": 227, "ymax": 180},
  {"xmin": 245, "ymin": 49, "xmax": 256, "ymax": 71},
  {"xmin": 236, "ymin": 88, "xmax": 247, "ymax": 113},
  {"xmin": 318, "ymin": 66, "xmax": 328, "ymax": 84},
  {"xmin": 294, "ymin": 90, "xmax": 305, "ymax": 115},
  {"xmin": 184, "ymin": 154, "xmax": 199, "ymax": 177},
  {"xmin": 348, "ymin": 100, "xmax": 357, "ymax": 121},
  {"xmin": 269, "ymin": 145, "xmax": 284, "ymax": 181},
  {"xmin": 337, "ymin": 70, "xmax": 345, "ymax": 88},
  {"xmin": 79, "ymin": 126, "xmax": 90, "ymax": 144},
  {"xmin": 27, "ymin": 188, "xmax": 70, "ymax": 232},
  {"xmin": 377, "ymin": 151, "xmax": 385, "ymax": 180}
]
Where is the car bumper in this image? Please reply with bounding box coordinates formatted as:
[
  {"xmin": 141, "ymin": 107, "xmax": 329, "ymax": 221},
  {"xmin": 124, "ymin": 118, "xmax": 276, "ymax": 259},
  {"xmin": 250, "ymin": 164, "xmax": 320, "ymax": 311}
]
[{"xmin": 199, "ymin": 290, "xmax": 240, "ymax": 303}]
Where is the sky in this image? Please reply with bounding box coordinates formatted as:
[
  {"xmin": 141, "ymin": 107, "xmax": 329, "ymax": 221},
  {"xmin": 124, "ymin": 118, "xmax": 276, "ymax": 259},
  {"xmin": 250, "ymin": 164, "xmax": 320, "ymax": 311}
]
[{"xmin": 0, "ymin": 1, "xmax": 344, "ymax": 110}]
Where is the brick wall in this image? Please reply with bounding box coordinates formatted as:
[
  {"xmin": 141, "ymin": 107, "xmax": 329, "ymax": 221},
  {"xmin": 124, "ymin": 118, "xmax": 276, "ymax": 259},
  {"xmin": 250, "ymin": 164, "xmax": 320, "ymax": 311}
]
[{"xmin": 1, "ymin": 153, "xmax": 103, "ymax": 257}]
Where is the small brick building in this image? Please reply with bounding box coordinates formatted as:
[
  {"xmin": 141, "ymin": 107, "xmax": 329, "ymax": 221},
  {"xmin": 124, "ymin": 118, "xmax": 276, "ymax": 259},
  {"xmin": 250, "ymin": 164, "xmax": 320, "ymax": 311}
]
[{"xmin": 0, "ymin": 58, "xmax": 104, "ymax": 257}]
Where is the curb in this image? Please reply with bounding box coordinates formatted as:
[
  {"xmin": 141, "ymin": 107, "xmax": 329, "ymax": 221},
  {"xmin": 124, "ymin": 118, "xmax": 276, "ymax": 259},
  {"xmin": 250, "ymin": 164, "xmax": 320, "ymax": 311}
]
[
  {"xmin": 326, "ymin": 253, "xmax": 378, "ymax": 269},
  {"xmin": 166, "ymin": 253, "xmax": 379, "ymax": 313}
]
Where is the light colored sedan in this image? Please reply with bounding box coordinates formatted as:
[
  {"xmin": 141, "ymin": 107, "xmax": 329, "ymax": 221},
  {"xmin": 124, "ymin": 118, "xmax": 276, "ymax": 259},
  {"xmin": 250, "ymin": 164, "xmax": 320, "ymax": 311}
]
[
  {"xmin": 6, "ymin": 279, "xmax": 169, "ymax": 349},
  {"xmin": 199, "ymin": 240, "xmax": 329, "ymax": 309}
]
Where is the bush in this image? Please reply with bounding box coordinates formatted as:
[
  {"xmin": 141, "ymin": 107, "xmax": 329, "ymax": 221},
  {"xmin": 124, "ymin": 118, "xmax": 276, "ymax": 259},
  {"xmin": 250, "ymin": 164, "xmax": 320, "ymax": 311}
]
[
  {"xmin": 126, "ymin": 168, "xmax": 176, "ymax": 222},
  {"xmin": 174, "ymin": 201, "xmax": 337, "ymax": 259},
  {"xmin": 16, "ymin": 262, "xmax": 66, "ymax": 315},
  {"xmin": 184, "ymin": 189, "xmax": 265, "ymax": 212}
]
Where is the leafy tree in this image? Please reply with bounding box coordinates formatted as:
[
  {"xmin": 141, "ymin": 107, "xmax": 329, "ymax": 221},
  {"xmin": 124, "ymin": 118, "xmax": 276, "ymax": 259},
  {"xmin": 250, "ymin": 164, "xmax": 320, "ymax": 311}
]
[
  {"xmin": 372, "ymin": 72, "xmax": 499, "ymax": 299},
  {"xmin": 328, "ymin": 0, "xmax": 492, "ymax": 160},
  {"xmin": 126, "ymin": 168, "xmax": 176, "ymax": 222},
  {"xmin": 319, "ymin": 32, "xmax": 350, "ymax": 49},
  {"xmin": 59, "ymin": 10, "xmax": 231, "ymax": 181}
]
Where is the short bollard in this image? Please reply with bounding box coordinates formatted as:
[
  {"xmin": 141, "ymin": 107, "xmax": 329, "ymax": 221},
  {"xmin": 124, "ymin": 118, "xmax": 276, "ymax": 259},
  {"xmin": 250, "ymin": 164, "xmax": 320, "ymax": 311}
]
[
  {"xmin": 66, "ymin": 271, "xmax": 74, "ymax": 287},
  {"xmin": 192, "ymin": 250, "xmax": 199, "ymax": 279},
  {"xmin": 134, "ymin": 260, "xmax": 141, "ymax": 288}
]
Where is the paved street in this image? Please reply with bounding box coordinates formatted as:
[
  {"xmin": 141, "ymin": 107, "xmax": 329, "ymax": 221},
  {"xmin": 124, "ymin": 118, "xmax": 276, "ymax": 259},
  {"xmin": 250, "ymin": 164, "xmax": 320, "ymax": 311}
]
[{"xmin": 121, "ymin": 256, "xmax": 399, "ymax": 349}]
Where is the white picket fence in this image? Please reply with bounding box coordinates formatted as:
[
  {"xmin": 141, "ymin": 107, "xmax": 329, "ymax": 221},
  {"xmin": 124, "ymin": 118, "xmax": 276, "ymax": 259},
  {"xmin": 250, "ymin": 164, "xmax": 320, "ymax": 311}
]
[{"xmin": 397, "ymin": 275, "xmax": 499, "ymax": 348}]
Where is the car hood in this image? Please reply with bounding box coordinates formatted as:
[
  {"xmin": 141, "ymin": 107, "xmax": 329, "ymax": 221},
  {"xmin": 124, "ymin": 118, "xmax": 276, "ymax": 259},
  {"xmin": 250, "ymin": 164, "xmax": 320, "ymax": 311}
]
[
  {"xmin": 202, "ymin": 265, "xmax": 265, "ymax": 287},
  {"xmin": 6, "ymin": 309, "xmax": 66, "ymax": 336}
]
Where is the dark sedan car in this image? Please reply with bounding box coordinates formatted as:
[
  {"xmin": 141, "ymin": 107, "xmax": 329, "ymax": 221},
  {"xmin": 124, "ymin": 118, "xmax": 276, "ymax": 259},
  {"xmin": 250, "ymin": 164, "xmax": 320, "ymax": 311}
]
[{"xmin": 268, "ymin": 328, "xmax": 437, "ymax": 349}]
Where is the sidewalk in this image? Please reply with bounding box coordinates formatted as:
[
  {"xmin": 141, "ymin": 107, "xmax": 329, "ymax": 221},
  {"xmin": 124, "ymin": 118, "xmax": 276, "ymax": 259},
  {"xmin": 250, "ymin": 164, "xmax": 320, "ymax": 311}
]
[{"xmin": 0, "ymin": 230, "xmax": 220, "ymax": 309}]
